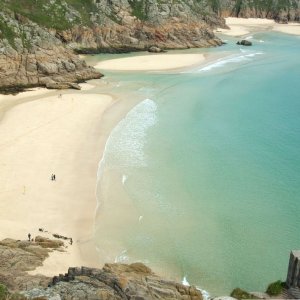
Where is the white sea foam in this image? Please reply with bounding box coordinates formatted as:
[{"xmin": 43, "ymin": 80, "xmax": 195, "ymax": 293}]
[
  {"xmin": 97, "ymin": 98, "xmax": 158, "ymax": 181},
  {"xmin": 245, "ymin": 35, "xmax": 253, "ymax": 40},
  {"xmin": 183, "ymin": 276, "xmax": 210, "ymax": 300},
  {"xmin": 244, "ymin": 52, "xmax": 263, "ymax": 58},
  {"xmin": 198, "ymin": 52, "xmax": 264, "ymax": 72},
  {"xmin": 115, "ymin": 249, "xmax": 129, "ymax": 263},
  {"xmin": 182, "ymin": 276, "xmax": 190, "ymax": 286},
  {"xmin": 196, "ymin": 287, "xmax": 211, "ymax": 300},
  {"xmin": 122, "ymin": 174, "xmax": 128, "ymax": 185}
]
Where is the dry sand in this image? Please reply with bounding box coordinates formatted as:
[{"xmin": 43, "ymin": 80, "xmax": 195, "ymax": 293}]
[
  {"xmin": 95, "ymin": 54, "xmax": 206, "ymax": 71},
  {"xmin": 0, "ymin": 86, "xmax": 114, "ymax": 276},
  {"xmin": 215, "ymin": 17, "xmax": 300, "ymax": 36}
]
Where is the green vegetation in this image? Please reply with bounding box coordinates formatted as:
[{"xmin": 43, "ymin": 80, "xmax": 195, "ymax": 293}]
[
  {"xmin": 0, "ymin": 18, "xmax": 16, "ymax": 48},
  {"xmin": 0, "ymin": 283, "xmax": 26, "ymax": 300},
  {"xmin": 266, "ymin": 280, "xmax": 283, "ymax": 296},
  {"xmin": 128, "ymin": 0, "xmax": 148, "ymax": 21},
  {"xmin": 0, "ymin": 284, "xmax": 8, "ymax": 300},
  {"xmin": 0, "ymin": 0, "xmax": 97, "ymax": 30},
  {"xmin": 230, "ymin": 288, "xmax": 256, "ymax": 300}
]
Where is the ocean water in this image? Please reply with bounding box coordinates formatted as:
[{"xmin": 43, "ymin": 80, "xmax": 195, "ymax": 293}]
[{"xmin": 95, "ymin": 32, "xmax": 300, "ymax": 296}]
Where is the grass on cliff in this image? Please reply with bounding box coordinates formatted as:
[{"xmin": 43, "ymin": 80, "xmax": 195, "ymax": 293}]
[
  {"xmin": 0, "ymin": 283, "xmax": 26, "ymax": 300},
  {"xmin": 128, "ymin": 0, "xmax": 148, "ymax": 21},
  {"xmin": 0, "ymin": 284, "xmax": 8, "ymax": 300},
  {"xmin": 1, "ymin": 0, "xmax": 97, "ymax": 30},
  {"xmin": 0, "ymin": 18, "xmax": 16, "ymax": 48}
]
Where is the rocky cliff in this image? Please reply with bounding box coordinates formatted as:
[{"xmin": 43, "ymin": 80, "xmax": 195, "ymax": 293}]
[
  {"xmin": 0, "ymin": 0, "xmax": 225, "ymax": 91},
  {"xmin": 0, "ymin": 237, "xmax": 204, "ymax": 300},
  {"xmin": 1, "ymin": 0, "xmax": 299, "ymax": 91},
  {"xmin": 57, "ymin": 0, "xmax": 225, "ymax": 53},
  {"xmin": 218, "ymin": 0, "xmax": 300, "ymax": 22},
  {"xmin": 0, "ymin": 7, "xmax": 102, "ymax": 92}
]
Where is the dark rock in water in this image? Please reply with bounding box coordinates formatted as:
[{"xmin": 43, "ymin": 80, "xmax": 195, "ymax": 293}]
[{"xmin": 237, "ymin": 40, "xmax": 252, "ymax": 46}]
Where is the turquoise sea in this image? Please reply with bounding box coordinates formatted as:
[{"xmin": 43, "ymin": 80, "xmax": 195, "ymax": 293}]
[{"xmin": 94, "ymin": 32, "xmax": 300, "ymax": 296}]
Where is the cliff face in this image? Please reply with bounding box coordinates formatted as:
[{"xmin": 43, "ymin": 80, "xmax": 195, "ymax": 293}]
[
  {"xmin": 218, "ymin": 0, "xmax": 300, "ymax": 22},
  {"xmin": 0, "ymin": 10, "xmax": 102, "ymax": 92},
  {"xmin": 58, "ymin": 0, "xmax": 225, "ymax": 52},
  {"xmin": 0, "ymin": 0, "xmax": 226, "ymax": 90},
  {"xmin": 1, "ymin": 0, "xmax": 299, "ymax": 91}
]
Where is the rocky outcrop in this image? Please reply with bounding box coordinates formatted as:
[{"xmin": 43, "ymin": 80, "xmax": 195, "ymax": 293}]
[
  {"xmin": 59, "ymin": 21, "xmax": 222, "ymax": 54},
  {"xmin": 0, "ymin": 238, "xmax": 54, "ymax": 292},
  {"xmin": 23, "ymin": 263, "xmax": 203, "ymax": 300},
  {"xmin": 0, "ymin": 0, "xmax": 227, "ymax": 91},
  {"xmin": 0, "ymin": 237, "xmax": 204, "ymax": 300},
  {"xmin": 2, "ymin": 0, "xmax": 299, "ymax": 91},
  {"xmin": 55, "ymin": 0, "xmax": 225, "ymax": 53},
  {"xmin": 0, "ymin": 9, "xmax": 102, "ymax": 92}
]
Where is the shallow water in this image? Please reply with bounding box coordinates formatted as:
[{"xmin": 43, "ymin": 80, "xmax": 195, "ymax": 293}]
[{"xmin": 94, "ymin": 32, "xmax": 300, "ymax": 296}]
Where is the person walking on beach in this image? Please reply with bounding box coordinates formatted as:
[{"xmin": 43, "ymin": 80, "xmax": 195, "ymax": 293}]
[
  {"xmin": 28, "ymin": 233, "xmax": 31, "ymax": 242},
  {"xmin": 53, "ymin": 174, "xmax": 56, "ymax": 181}
]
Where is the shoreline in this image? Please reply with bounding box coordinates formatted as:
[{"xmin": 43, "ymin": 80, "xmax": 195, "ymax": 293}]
[
  {"xmin": 215, "ymin": 17, "xmax": 300, "ymax": 37},
  {"xmin": 0, "ymin": 82, "xmax": 118, "ymax": 276},
  {"xmin": 1, "ymin": 18, "xmax": 299, "ymax": 282},
  {"xmin": 0, "ymin": 76, "xmax": 154, "ymax": 277}
]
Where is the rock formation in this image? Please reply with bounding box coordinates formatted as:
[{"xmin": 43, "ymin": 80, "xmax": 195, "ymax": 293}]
[
  {"xmin": 23, "ymin": 263, "xmax": 203, "ymax": 300},
  {"xmin": 0, "ymin": 0, "xmax": 225, "ymax": 91},
  {"xmin": 218, "ymin": 0, "xmax": 300, "ymax": 23},
  {"xmin": 1, "ymin": 0, "xmax": 299, "ymax": 91},
  {"xmin": 0, "ymin": 238, "xmax": 53, "ymax": 292},
  {"xmin": 0, "ymin": 9, "xmax": 102, "ymax": 92},
  {"xmin": 0, "ymin": 237, "xmax": 203, "ymax": 300},
  {"xmin": 237, "ymin": 40, "xmax": 252, "ymax": 46}
]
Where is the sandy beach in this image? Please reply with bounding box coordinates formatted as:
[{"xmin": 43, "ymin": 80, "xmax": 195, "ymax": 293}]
[
  {"xmin": 215, "ymin": 17, "xmax": 300, "ymax": 36},
  {"xmin": 0, "ymin": 85, "xmax": 114, "ymax": 276},
  {"xmin": 0, "ymin": 16, "xmax": 299, "ymax": 279},
  {"xmin": 95, "ymin": 54, "xmax": 206, "ymax": 71}
]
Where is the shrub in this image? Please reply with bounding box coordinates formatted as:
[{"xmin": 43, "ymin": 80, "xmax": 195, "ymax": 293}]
[
  {"xmin": 230, "ymin": 288, "xmax": 256, "ymax": 299},
  {"xmin": 266, "ymin": 280, "xmax": 283, "ymax": 296}
]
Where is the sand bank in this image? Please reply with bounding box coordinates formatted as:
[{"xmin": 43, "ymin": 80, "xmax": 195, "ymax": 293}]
[
  {"xmin": 273, "ymin": 23, "xmax": 300, "ymax": 35},
  {"xmin": 215, "ymin": 17, "xmax": 300, "ymax": 36},
  {"xmin": 95, "ymin": 54, "xmax": 206, "ymax": 71},
  {"xmin": 0, "ymin": 86, "xmax": 114, "ymax": 276}
]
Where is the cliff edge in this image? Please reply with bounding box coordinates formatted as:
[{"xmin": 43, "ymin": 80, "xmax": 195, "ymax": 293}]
[
  {"xmin": 0, "ymin": 0, "xmax": 225, "ymax": 91},
  {"xmin": 0, "ymin": 237, "xmax": 203, "ymax": 300}
]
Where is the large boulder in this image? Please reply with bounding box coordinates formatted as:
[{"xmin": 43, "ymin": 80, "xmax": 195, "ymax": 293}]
[{"xmin": 237, "ymin": 40, "xmax": 252, "ymax": 46}]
